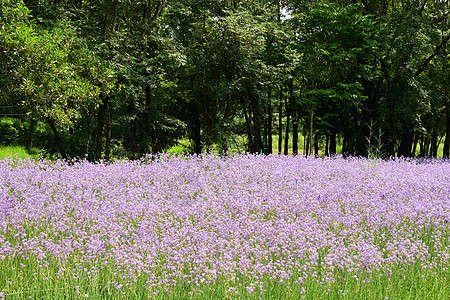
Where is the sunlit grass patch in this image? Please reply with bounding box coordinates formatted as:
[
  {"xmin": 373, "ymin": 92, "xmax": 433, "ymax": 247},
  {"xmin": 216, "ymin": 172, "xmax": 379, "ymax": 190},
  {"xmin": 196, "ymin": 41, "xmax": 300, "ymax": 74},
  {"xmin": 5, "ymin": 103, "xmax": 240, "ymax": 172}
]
[{"xmin": 0, "ymin": 145, "xmax": 44, "ymax": 160}]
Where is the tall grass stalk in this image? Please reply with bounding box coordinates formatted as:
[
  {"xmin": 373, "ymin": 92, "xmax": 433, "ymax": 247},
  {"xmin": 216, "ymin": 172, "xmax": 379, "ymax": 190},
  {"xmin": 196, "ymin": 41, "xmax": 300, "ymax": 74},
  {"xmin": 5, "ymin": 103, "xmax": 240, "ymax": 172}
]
[{"xmin": 366, "ymin": 121, "xmax": 384, "ymax": 160}]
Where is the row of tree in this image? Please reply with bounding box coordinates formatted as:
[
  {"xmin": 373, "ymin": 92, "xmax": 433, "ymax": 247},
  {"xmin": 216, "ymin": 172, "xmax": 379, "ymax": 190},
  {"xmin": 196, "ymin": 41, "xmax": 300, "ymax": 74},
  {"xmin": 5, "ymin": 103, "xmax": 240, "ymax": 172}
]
[{"xmin": 0, "ymin": 0, "xmax": 448, "ymax": 159}]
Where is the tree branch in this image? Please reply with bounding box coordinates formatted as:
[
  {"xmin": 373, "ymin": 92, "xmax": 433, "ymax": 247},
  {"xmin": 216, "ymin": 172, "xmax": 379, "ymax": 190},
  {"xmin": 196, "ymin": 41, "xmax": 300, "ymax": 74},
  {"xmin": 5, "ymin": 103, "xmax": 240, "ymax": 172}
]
[
  {"xmin": 414, "ymin": 33, "xmax": 450, "ymax": 78},
  {"xmin": 151, "ymin": 0, "xmax": 165, "ymax": 22},
  {"xmin": 433, "ymin": 10, "xmax": 449, "ymax": 24},
  {"xmin": 418, "ymin": 0, "xmax": 427, "ymax": 17}
]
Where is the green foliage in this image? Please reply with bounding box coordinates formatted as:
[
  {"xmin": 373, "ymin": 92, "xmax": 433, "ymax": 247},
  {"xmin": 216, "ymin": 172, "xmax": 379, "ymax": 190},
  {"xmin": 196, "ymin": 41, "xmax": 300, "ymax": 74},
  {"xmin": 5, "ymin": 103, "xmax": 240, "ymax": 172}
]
[
  {"xmin": 1, "ymin": 2, "xmax": 102, "ymax": 127},
  {"xmin": 0, "ymin": 118, "xmax": 25, "ymax": 145},
  {"xmin": 0, "ymin": 0, "xmax": 448, "ymax": 158},
  {"xmin": 0, "ymin": 145, "xmax": 44, "ymax": 159}
]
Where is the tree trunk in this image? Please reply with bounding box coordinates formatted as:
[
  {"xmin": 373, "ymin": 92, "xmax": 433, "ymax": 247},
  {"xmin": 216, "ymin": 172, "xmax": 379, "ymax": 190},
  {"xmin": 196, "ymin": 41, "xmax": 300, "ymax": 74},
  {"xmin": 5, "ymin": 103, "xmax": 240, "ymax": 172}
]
[
  {"xmin": 342, "ymin": 136, "xmax": 348, "ymax": 156},
  {"xmin": 127, "ymin": 105, "xmax": 137, "ymax": 157},
  {"xmin": 397, "ymin": 128, "xmax": 413, "ymax": 157},
  {"xmin": 443, "ymin": 26, "xmax": 449, "ymax": 157},
  {"xmin": 325, "ymin": 134, "xmax": 329, "ymax": 156},
  {"xmin": 47, "ymin": 118, "xmax": 67, "ymax": 159},
  {"xmin": 292, "ymin": 115, "xmax": 298, "ymax": 155},
  {"xmin": 240, "ymin": 94, "xmax": 253, "ymax": 152},
  {"xmin": 248, "ymin": 84, "xmax": 262, "ymax": 154},
  {"xmin": 129, "ymin": 120, "xmax": 137, "ymax": 157},
  {"xmin": 267, "ymin": 90, "xmax": 273, "ymax": 154},
  {"xmin": 27, "ymin": 119, "xmax": 36, "ymax": 149},
  {"xmin": 143, "ymin": 85, "xmax": 153, "ymax": 154},
  {"xmin": 444, "ymin": 99, "xmax": 450, "ymax": 157},
  {"xmin": 314, "ymin": 133, "xmax": 319, "ymax": 155},
  {"xmin": 419, "ymin": 136, "xmax": 426, "ymax": 157},
  {"xmin": 95, "ymin": 96, "xmax": 109, "ymax": 160},
  {"xmin": 201, "ymin": 93, "xmax": 213, "ymax": 153},
  {"xmin": 284, "ymin": 79, "xmax": 293, "ymax": 155},
  {"xmin": 329, "ymin": 133, "xmax": 337, "ymax": 155},
  {"xmin": 430, "ymin": 130, "xmax": 438, "ymax": 157},
  {"xmin": 262, "ymin": 93, "xmax": 267, "ymax": 154},
  {"xmin": 305, "ymin": 134, "xmax": 310, "ymax": 156},
  {"xmin": 278, "ymin": 86, "xmax": 283, "ymax": 154},
  {"xmin": 303, "ymin": 131, "xmax": 307, "ymax": 155},
  {"xmin": 105, "ymin": 102, "xmax": 113, "ymax": 161},
  {"xmin": 420, "ymin": 135, "xmax": 430, "ymax": 157},
  {"xmin": 381, "ymin": 132, "xmax": 395, "ymax": 157},
  {"xmin": 309, "ymin": 110, "xmax": 314, "ymax": 156},
  {"xmin": 424, "ymin": 136, "xmax": 430, "ymax": 156},
  {"xmin": 284, "ymin": 110, "xmax": 290, "ymax": 155},
  {"xmin": 222, "ymin": 93, "xmax": 233, "ymax": 153},
  {"xmin": 192, "ymin": 103, "xmax": 202, "ymax": 154}
]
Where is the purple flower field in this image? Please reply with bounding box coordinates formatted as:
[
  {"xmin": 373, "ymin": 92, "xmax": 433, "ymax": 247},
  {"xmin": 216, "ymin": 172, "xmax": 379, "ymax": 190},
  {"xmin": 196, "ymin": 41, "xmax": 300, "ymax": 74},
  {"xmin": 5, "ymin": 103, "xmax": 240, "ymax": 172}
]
[{"xmin": 1, "ymin": 154, "xmax": 450, "ymax": 298}]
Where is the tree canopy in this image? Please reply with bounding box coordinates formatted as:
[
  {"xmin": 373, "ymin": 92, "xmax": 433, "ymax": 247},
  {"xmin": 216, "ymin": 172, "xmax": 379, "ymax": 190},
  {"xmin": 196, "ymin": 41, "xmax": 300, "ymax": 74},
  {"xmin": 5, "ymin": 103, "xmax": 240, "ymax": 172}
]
[{"xmin": 0, "ymin": 0, "xmax": 448, "ymax": 158}]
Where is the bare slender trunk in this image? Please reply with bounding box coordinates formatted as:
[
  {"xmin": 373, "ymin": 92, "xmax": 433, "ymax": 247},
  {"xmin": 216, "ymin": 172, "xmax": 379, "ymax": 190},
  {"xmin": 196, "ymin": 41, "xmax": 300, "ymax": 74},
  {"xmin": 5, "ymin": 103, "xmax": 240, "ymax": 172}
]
[
  {"xmin": 443, "ymin": 20, "xmax": 449, "ymax": 157},
  {"xmin": 303, "ymin": 131, "xmax": 307, "ymax": 155},
  {"xmin": 278, "ymin": 86, "xmax": 283, "ymax": 154},
  {"xmin": 309, "ymin": 110, "xmax": 314, "ymax": 156},
  {"xmin": 305, "ymin": 134, "xmax": 310, "ymax": 156},
  {"xmin": 105, "ymin": 103, "xmax": 113, "ymax": 161},
  {"xmin": 292, "ymin": 116, "xmax": 298, "ymax": 155},
  {"xmin": 444, "ymin": 102, "xmax": 450, "ymax": 157},
  {"xmin": 267, "ymin": 90, "xmax": 273, "ymax": 154},
  {"xmin": 284, "ymin": 111, "xmax": 290, "ymax": 155},
  {"xmin": 248, "ymin": 84, "xmax": 262, "ymax": 154},
  {"xmin": 314, "ymin": 133, "xmax": 319, "ymax": 155},
  {"xmin": 284, "ymin": 79, "xmax": 293, "ymax": 155}
]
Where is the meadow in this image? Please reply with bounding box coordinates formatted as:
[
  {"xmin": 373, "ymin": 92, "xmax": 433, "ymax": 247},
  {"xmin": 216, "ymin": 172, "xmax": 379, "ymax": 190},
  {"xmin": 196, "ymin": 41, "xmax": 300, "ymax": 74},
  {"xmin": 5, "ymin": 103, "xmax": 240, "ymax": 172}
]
[{"xmin": 1, "ymin": 154, "xmax": 450, "ymax": 299}]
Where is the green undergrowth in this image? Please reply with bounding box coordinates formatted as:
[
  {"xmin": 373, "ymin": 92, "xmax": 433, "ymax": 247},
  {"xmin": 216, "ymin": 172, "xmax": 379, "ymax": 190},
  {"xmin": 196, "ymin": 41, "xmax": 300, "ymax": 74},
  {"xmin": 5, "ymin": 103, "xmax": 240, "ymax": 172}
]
[
  {"xmin": 0, "ymin": 145, "xmax": 45, "ymax": 160},
  {"xmin": 1, "ymin": 259, "xmax": 449, "ymax": 299}
]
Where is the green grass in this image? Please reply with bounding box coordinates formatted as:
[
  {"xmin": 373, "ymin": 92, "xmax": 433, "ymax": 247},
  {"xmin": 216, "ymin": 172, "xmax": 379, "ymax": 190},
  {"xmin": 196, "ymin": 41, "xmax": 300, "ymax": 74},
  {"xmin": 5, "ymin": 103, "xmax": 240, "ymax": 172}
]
[
  {"xmin": 166, "ymin": 145, "xmax": 190, "ymax": 154},
  {"xmin": 2, "ymin": 257, "xmax": 449, "ymax": 299},
  {"xmin": 414, "ymin": 142, "xmax": 445, "ymax": 158},
  {"xmin": 0, "ymin": 145, "xmax": 44, "ymax": 160}
]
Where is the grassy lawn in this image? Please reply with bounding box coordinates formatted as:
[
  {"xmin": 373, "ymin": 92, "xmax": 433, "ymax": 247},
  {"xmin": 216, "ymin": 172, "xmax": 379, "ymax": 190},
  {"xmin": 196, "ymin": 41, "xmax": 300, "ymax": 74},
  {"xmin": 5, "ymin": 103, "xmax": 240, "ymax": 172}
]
[{"xmin": 0, "ymin": 145, "xmax": 45, "ymax": 160}]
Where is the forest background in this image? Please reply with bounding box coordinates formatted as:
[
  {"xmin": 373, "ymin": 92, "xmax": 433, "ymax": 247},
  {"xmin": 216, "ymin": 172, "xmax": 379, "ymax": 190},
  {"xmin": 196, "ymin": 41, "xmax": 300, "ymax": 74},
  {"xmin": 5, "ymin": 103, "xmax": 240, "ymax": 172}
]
[{"xmin": 0, "ymin": 0, "xmax": 449, "ymax": 160}]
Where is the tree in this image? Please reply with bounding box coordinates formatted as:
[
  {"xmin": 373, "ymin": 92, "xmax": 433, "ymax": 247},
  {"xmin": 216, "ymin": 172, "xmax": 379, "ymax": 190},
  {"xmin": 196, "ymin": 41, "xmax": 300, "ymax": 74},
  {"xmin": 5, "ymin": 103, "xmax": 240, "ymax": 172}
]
[
  {"xmin": 1, "ymin": 0, "xmax": 114, "ymax": 158},
  {"xmin": 289, "ymin": 3, "xmax": 379, "ymax": 156}
]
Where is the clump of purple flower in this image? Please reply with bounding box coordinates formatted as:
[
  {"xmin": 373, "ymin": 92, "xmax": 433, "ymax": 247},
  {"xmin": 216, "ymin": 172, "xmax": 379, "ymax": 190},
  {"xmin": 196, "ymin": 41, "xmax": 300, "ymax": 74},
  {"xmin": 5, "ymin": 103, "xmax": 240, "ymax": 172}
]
[{"xmin": 1, "ymin": 154, "xmax": 449, "ymax": 296}]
